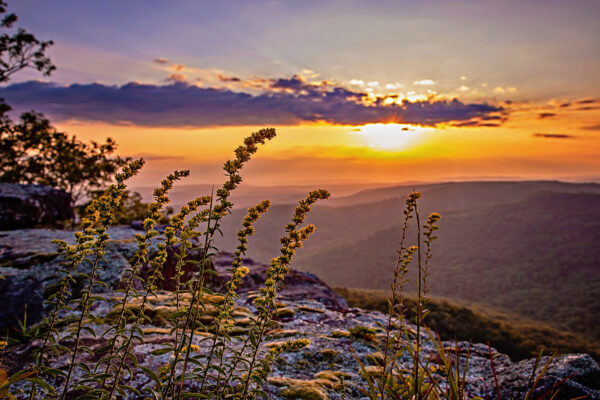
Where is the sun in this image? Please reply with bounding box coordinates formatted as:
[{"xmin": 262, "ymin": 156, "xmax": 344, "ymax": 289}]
[{"xmin": 349, "ymin": 123, "xmax": 432, "ymax": 150}]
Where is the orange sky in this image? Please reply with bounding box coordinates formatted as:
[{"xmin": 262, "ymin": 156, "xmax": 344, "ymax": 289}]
[
  {"xmin": 53, "ymin": 101, "xmax": 600, "ymax": 188},
  {"xmin": 5, "ymin": 1, "xmax": 600, "ymax": 188}
]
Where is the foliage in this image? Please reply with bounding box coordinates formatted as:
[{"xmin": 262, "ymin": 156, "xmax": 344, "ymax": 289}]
[
  {"xmin": 351, "ymin": 192, "xmax": 561, "ymax": 400},
  {"xmin": 0, "ymin": 129, "xmax": 574, "ymax": 399},
  {"xmin": 0, "ymin": 111, "xmax": 130, "ymax": 207},
  {"xmin": 8, "ymin": 128, "xmax": 333, "ymax": 400},
  {"xmin": 0, "ymin": 0, "xmax": 54, "ymax": 83},
  {"xmin": 293, "ymin": 189, "xmax": 600, "ymax": 344},
  {"xmin": 348, "ymin": 325, "xmax": 377, "ymax": 342},
  {"xmin": 0, "ymin": 1, "xmax": 127, "ymax": 211},
  {"xmin": 77, "ymin": 189, "xmax": 174, "ymax": 225},
  {"xmin": 335, "ymin": 286, "xmax": 600, "ymax": 362}
]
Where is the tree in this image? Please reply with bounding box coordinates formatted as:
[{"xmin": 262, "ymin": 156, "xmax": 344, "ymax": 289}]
[
  {"xmin": 0, "ymin": 111, "xmax": 130, "ymax": 207},
  {"xmin": 0, "ymin": 1, "xmax": 130, "ymax": 210},
  {"xmin": 0, "ymin": 0, "xmax": 55, "ymax": 82}
]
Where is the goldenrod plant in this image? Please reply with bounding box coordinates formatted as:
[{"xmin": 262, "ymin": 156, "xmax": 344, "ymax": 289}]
[{"xmin": 5, "ymin": 128, "xmax": 564, "ymax": 399}]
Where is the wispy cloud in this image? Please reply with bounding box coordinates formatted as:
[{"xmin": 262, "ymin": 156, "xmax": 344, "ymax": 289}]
[
  {"xmin": 583, "ymin": 124, "xmax": 600, "ymax": 131},
  {"xmin": 575, "ymin": 99, "xmax": 598, "ymax": 105},
  {"xmin": 0, "ymin": 78, "xmax": 503, "ymax": 128},
  {"xmin": 414, "ymin": 79, "xmax": 435, "ymax": 86},
  {"xmin": 532, "ymin": 133, "xmax": 576, "ymax": 139}
]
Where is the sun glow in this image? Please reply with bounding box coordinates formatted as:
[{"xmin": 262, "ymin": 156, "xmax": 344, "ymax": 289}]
[{"xmin": 349, "ymin": 123, "xmax": 432, "ymax": 150}]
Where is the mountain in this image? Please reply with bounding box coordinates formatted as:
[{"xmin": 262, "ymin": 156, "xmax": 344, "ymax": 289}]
[
  {"xmin": 214, "ymin": 181, "xmax": 600, "ymax": 343},
  {"xmin": 130, "ymin": 182, "xmax": 380, "ymax": 210}
]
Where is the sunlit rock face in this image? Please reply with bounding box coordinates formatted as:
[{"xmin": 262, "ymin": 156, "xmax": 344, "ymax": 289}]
[
  {"xmin": 1, "ymin": 228, "xmax": 599, "ymax": 399},
  {"xmin": 0, "ymin": 183, "xmax": 73, "ymax": 230}
]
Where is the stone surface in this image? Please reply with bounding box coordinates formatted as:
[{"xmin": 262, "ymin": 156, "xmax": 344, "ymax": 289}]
[
  {"xmin": 0, "ymin": 227, "xmax": 599, "ymax": 399},
  {"xmin": 0, "ymin": 183, "xmax": 73, "ymax": 230}
]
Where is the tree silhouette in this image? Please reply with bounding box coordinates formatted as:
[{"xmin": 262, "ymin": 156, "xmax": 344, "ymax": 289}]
[
  {"xmin": 0, "ymin": 1, "xmax": 130, "ymax": 214},
  {"xmin": 0, "ymin": 0, "xmax": 54, "ymax": 82}
]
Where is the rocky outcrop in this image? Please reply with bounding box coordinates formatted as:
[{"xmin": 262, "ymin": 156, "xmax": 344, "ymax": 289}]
[
  {"xmin": 1, "ymin": 227, "xmax": 599, "ymax": 399},
  {"xmin": 214, "ymin": 251, "xmax": 347, "ymax": 309},
  {"xmin": 0, "ymin": 183, "xmax": 73, "ymax": 229},
  {"xmin": 489, "ymin": 353, "xmax": 600, "ymax": 399}
]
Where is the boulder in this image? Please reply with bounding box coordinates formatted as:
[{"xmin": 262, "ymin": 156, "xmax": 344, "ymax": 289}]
[
  {"xmin": 213, "ymin": 251, "xmax": 348, "ymax": 309},
  {"xmin": 488, "ymin": 353, "xmax": 600, "ymax": 400},
  {"xmin": 0, "ymin": 183, "xmax": 73, "ymax": 230}
]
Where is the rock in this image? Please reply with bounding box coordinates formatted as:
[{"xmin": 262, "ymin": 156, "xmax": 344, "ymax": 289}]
[
  {"xmin": 1, "ymin": 227, "xmax": 600, "ymax": 399},
  {"xmin": 366, "ymin": 351, "xmax": 384, "ymax": 366},
  {"xmin": 268, "ymin": 377, "xmax": 331, "ymax": 400},
  {"xmin": 358, "ymin": 365, "xmax": 384, "ymax": 379},
  {"xmin": 487, "ymin": 353, "xmax": 600, "ymax": 400},
  {"xmin": 275, "ymin": 307, "xmax": 296, "ymax": 318},
  {"xmin": 0, "ymin": 183, "xmax": 73, "ymax": 230},
  {"xmin": 214, "ymin": 251, "xmax": 348, "ymax": 309},
  {"xmin": 0, "ymin": 275, "xmax": 44, "ymax": 333}
]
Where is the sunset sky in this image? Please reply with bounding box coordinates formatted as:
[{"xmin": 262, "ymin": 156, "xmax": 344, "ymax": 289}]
[{"xmin": 2, "ymin": 0, "xmax": 599, "ymax": 187}]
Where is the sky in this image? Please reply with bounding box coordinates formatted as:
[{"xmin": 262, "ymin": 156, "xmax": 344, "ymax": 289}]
[{"xmin": 2, "ymin": 0, "xmax": 600, "ymax": 188}]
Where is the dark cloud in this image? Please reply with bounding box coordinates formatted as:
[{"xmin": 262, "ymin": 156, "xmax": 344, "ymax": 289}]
[
  {"xmin": 538, "ymin": 112, "xmax": 556, "ymax": 119},
  {"xmin": 0, "ymin": 80, "xmax": 503, "ymax": 128},
  {"xmin": 452, "ymin": 120, "xmax": 502, "ymax": 127},
  {"xmin": 480, "ymin": 115, "xmax": 503, "ymax": 121},
  {"xmin": 576, "ymin": 106, "xmax": 600, "ymax": 111},
  {"xmin": 218, "ymin": 74, "xmax": 241, "ymax": 82},
  {"xmin": 583, "ymin": 124, "xmax": 600, "ymax": 131},
  {"xmin": 575, "ymin": 99, "xmax": 598, "ymax": 105},
  {"xmin": 153, "ymin": 57, "xmax": 169, "ymax": 64},
  {"xmin": 532, "ymin": 133, "xmax": 576, "ymax": 139}
]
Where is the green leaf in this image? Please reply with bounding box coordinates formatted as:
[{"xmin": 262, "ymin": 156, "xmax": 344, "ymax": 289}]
[
  {"xmin": 151, "ymin": 347, "xmax": 173, "ymax": 356},
  {"xmin": 139, "ymin": 366, "xmax": 161, "ymax": 388},
  {"xmin": 180, "ymin": 392, "xmax": 208, "ymax": 398},
  {"xmin": 24, "ymin": 377, "xmax": 53, "ymax": 392}
]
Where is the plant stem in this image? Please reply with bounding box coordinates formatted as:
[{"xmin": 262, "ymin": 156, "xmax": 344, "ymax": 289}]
[
  {"xmin": 60, "ymin": 252, "xmax": 102, "ymax": 400},
  {"xmin": 414, "ymin": 200, "xmax": 422, "ymax": 400}
]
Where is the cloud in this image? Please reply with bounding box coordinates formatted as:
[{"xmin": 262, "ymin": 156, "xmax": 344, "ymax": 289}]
[
  {"xmin": 0, "ymin": 79, "xmax": 503, "ymax": 128},
  {"xmin": 493, "ymin": 86, "xmax": 517, "ymax": 94},
  {"xmin": 576, "ymin": 106, "xmax": 600, "ymax": 111},
  {"xmin": 532, "ymin": 133, "xmax": 576, "ymax": 139},
  {"xmin": 452, "ymin": 121, "xmax": 501, "ymax": 127},
  {"xmin": 218, "ymin": 74, "xmax": 241, "ymax": 82},
  {"xmin": 583, "ymin": 124, "xmax": 600, "ymax": 131},
  {"xmin": 414, "ymin": 79, "xmax": 435, "ymax": 85},
  {"xmin": 385, "ymin": 83, "xmax": 402, "ymax": 90},
  {"xmin": 301, "ymin": 69, "xmax": 319, "ymax": 79},
  {"xmin": 153, "ymin": 57, "xmax": 169, "ymax": 64},
  {"xmin": 575, "ymin": 99, "xmax": 598, "ymax": 105},
  {"xmin": 538, "ymin": 112, "xmax": 556, "ymax": 119},
  {"xmin": 166, "ymin": 73, "xmax": 188, "ymax": 83}
]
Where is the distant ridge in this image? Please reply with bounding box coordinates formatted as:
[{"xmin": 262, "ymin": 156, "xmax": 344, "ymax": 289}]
[{"xmin": 214, "ymin": 180, "xmax": 600, "ymax": 345}]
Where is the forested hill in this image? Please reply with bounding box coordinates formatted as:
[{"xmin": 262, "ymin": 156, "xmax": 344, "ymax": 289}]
[{"xmin": 215, "ymin": 181, "xmax": 600, "ymax": 343}]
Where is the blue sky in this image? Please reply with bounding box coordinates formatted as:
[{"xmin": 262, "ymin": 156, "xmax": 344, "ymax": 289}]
[{"xmin": 10, "ymin": 0, "xmax": 600, "ymax": 99}]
